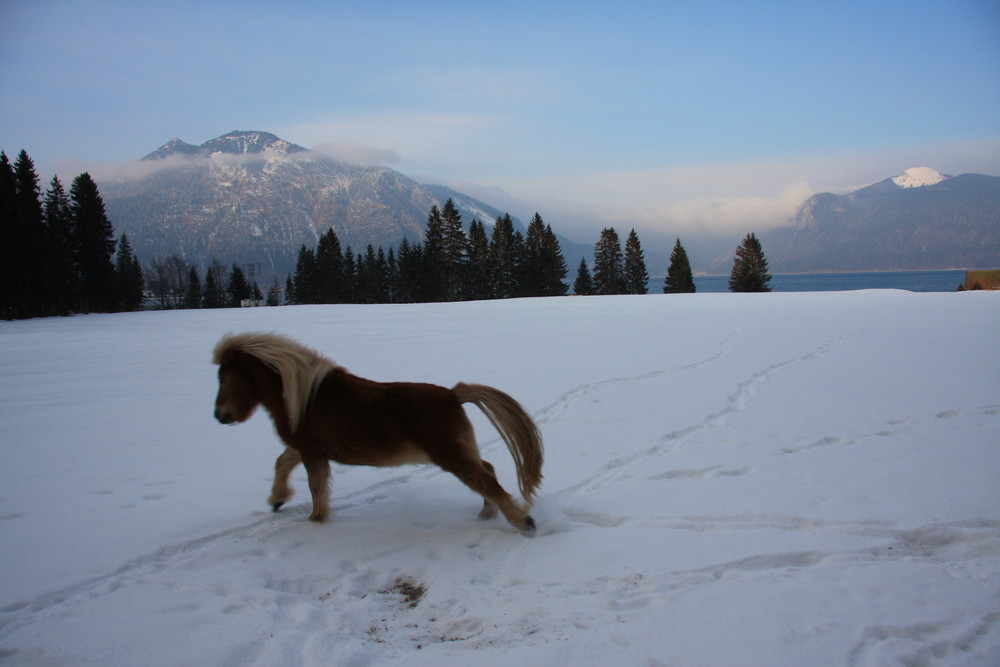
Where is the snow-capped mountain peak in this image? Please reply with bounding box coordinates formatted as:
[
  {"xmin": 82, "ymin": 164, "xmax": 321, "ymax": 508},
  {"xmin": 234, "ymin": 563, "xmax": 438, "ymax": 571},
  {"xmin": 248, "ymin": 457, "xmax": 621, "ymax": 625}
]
[{"xmin": 891, "ymin": 167, "xmax": 947, "ymax": 189}]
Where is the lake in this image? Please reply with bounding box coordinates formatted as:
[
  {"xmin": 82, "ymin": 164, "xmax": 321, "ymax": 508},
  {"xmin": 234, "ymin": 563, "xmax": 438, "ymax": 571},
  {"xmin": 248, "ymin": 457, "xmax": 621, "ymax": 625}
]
[{"xmin": 652, "ymin": 270, "xmax": 970, "ymax": 293}]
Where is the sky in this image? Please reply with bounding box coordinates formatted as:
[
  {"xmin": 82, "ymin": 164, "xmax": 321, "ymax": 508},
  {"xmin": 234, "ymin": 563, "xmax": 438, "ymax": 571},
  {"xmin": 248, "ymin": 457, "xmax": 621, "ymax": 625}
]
[{"xmin": 2, "ymin": 0, "xmax": 999, "ymax": 246}]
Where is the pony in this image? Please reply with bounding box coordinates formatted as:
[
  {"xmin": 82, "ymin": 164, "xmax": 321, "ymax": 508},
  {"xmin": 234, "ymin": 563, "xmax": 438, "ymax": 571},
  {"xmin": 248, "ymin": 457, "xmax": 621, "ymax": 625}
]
[{"xmin": 212, "ymin": 332, "xmax": 543, "ymax": 535}]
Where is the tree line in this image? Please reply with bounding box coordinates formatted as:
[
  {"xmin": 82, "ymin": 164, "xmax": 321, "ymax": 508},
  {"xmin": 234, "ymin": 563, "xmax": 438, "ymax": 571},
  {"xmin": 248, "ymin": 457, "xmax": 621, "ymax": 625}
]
[
  {"xmin": 3, "ymin": 147, "xmax": 773, "ymax": 320},
  {"xmin": 572, "ymin": 229, "xmax": 770, "ymax": 295},
  {"xmin": 288, "ymin": 200, "xmax": 569, "ymax": 304},
  {"xmin": 1, "ymin": 150, "xmax": 143, "ymax": 319}
]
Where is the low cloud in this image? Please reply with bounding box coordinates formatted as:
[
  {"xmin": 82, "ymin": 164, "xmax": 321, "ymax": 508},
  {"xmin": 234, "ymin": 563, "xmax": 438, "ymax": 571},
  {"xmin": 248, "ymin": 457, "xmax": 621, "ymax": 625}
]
[{"xmin": 311, "ymin": 142, "xmax": 401, "ymax": 165}]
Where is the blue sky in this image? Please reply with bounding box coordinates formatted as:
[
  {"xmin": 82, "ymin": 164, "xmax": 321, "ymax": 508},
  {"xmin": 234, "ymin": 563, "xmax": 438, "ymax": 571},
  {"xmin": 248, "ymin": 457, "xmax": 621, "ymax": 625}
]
[{"xmin": 2, "ymin": 0, "xmax": 998, "ymax": 243}]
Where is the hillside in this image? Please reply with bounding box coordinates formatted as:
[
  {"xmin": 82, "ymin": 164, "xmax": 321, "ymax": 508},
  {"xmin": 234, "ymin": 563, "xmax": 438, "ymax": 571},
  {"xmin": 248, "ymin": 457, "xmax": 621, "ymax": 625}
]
[
  {"xmin": 101, "ymin": 131, "xmax": 523, "ymax": 280},
  {"xmin": 763, "ymin": 168, "xmax": 1000, "ymax": 272}
]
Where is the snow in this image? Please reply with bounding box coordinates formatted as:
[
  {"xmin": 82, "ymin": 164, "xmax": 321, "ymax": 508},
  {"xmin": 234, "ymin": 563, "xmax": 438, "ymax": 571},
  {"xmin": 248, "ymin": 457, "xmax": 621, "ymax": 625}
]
[
  {"xmin": 1, "ymin": 291, "xmax": 998, "ymax": 666},
  {"xmin": 892, "ymin": 167, "xmax": 947, "ymax": 188}
]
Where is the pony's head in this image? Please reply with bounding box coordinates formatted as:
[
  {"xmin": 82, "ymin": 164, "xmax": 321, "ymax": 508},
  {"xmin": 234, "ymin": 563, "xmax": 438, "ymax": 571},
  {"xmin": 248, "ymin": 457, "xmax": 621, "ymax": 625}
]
[{"xmin": 212, "ymin": 333, "xmax": 336, "ymax": 431}]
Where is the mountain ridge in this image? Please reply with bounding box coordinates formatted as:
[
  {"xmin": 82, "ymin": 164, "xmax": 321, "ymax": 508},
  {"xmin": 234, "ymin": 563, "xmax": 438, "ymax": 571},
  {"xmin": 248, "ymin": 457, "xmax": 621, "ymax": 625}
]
[
  {"xmin": 761, "ymin": 170, "xmax": 1000, "ymax": 273},
  {"xmin": 102, "ymin": 132, "xmax": 525, "ymax": 282}
]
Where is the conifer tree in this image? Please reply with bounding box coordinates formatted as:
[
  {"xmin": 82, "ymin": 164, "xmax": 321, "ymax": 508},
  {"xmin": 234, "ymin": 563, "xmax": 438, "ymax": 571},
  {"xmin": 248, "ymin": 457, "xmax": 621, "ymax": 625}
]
[
  {"xmin": 43, "ymin": 175, "xmax": 79, "ymax": 313},
  {"xmin": 593, "ymin": 227, "xmax": 625, "ymax": 295},
  {"xmin": 439, "ymin": 199, "xmax": 469, "ymax": 300},
  {"xmin": 375, "ymin": 246, "xmax": 390, "ymax": 303},
  {"xmin": 466, "ymin": 219, "xmax": 492, "ymax": 300},
  {"xmin": 394, "ymin": 237, "xmax": 421, "ymax": 303},
  {"xmin": 227, "ymin": 263, "xmax": 251, "ymax": 307},
  {"xmin": 522, "ymin": 213, "xmax": 547, "ymax": 296},
  {"xmin": 728, "ymin": 232, "xmax": 772, "ymax": 292},
  {"xmin": 623, "ymin": 228, "xmax": 649, "ymax": 295},
  {"xmin": 664, "ymin": 238, "xmax": 696, "ymax": 293},
  {"xmin": 15, "ymin": 151, "xmax": 49, "ymax": 316},
  {"xmin": 523, "ymin": 213, "xmax": 568, "ymax": 297},
  {"xmin": 342, "ymin": 247, "xmax": 358, "ymax": 303},
  {"xmin": 422, "ymin": 205, "xmax": 446, "ymax": 301},
  {"xmin": 70, "ymin": 173, "xmax": 117, "ymax": 313},
  {"xmin": 184, "ymin": 266, "xmax": 202, "ymax": 309},
  {"xmin": 573, "ymin": 257, "xmax": 595, "ymax": 295},
  {"xmin": 315, "ymin": 227, "xmax": 344, "ymax": 303},
  {"xmin": 385, "ymin": 247, "xmax": 399, "ymax": 303},
  {"xmin": 489, "ymin": 214, "xmax": 520, "ymax": 299},
  {"xmin": 267, "ymin": 277, "xmax": 283, "ymax": 306},
  {"xmin": 203, "ymin": 260, "xmax": 227, "ymax": 308},
  {"xmin": 0, "ymin": 152, "xmax": 18, "ymax": 318},
  {"xmin": 291, "ymin": 245, "xmax": 319, "ymax": 304},
  {"xmin": 541, "ymin": 223, "xmax": 569, "ymax": 296},
  {"xmin": 115, "ymin": 234, "xmax": 145, "ymax": 311}
]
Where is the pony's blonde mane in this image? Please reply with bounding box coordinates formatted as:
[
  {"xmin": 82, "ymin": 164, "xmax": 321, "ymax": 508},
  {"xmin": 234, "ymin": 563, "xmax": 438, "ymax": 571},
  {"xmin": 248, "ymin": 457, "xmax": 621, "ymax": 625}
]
[{"xmin": 213, "ymin": 332, "xmax": 338, "ymax": 433}]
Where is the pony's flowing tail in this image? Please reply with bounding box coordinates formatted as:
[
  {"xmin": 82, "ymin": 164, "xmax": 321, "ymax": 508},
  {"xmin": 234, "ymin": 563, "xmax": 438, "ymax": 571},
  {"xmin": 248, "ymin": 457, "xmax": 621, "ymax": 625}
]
[{"xmin": 453, "ymin": 383, "xmax": 543, "ymax": 504}]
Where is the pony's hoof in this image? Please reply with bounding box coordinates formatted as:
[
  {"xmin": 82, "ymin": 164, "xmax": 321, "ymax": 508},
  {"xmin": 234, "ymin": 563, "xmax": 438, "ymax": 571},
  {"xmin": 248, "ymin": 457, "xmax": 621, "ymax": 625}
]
[
  {"xmin": 519, "ymin": 515, "xmax": 537, "ymax": 536},
  {"xmin": 271, "ymin": 502, "xmax": 284, "ymax": 513}
]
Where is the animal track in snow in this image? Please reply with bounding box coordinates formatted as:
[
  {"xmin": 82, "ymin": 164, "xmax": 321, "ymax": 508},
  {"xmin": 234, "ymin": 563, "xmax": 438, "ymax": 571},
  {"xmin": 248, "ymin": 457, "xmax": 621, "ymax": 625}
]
[
  {"xmin": 532, "ymin": 326, "xmax": 740, "ymax": 429},
  {"xmin": 648, "ymin": 465, "xmax": 753, "ymax": 481}
]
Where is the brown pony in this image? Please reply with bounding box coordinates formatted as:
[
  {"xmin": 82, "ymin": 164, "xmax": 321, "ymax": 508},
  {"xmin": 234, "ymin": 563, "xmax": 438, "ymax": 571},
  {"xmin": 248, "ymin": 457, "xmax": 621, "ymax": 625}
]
[{"xmin": 212, "ymin": 332, "xmax": 543, "ymax": 535}]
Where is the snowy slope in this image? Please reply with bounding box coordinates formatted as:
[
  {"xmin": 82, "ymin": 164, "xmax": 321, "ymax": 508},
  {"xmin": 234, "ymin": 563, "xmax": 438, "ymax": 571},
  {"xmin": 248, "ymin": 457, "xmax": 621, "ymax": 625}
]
[{"xmin": 1, "ymin": 292, "xmax": 998, "ymax": 666}]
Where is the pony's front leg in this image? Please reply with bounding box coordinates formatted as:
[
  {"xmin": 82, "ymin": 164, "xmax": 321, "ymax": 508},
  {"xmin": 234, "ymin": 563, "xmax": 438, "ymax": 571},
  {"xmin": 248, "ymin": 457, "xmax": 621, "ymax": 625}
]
[
  {"xmin": 301, "ymin": 455, "xmax": 331, "ymax": 523},
  {"xmin": 268, "ymin": 447, "xmax": 302, "ymax": 512}
]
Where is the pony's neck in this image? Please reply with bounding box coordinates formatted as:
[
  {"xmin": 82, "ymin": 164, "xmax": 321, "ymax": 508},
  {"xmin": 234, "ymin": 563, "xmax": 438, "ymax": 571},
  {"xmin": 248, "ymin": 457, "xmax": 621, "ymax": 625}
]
[{"xmin": 245, "ymin": 357, "xmax": 293, "ymax": 435}]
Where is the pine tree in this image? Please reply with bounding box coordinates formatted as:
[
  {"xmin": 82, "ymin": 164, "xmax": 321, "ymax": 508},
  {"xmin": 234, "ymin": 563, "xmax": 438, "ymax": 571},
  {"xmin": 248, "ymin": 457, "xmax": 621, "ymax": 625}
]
[
  {"xmin": 184, "ymin": 266, "xmax": 202, "ymax": 309},
  {"xmin": 664, "ymin": 238, "xmax": 696, "ymax": 293},
  {"xmin": 70, "ymin": 173, "xmax": 117, "ymax": 313},
  {"xmin": 522, "ymin": 213, "xmax": 547, "ymax": 296},
  {"xmin": 115, "ymin": 235, "xmax": 145, "ymax": 311},
  {"xmin": 422, "ymin": 205, "xmax": 446, "ymax": 301},
  {"xmin": 573, "ymin": 257, "xmax": 595, "ymax": 295},
  {"xmin": 10, "ymin": 151, "xmax": 53, "ymax": 317},
  {"xmin": 315, "ymin": 227, "xmax": 344, "ymax": 303},
  {"xmin": 522, "ymin": 213, "xmax": 568, "ymax": 297},
  {"xmin": 728, "ymin": 232, "xmax": 772, "ymax": 292},
  {"xmin": 342, "ymin": 247, "xmax": 358, "ymax": 303},
  {"xmin": 623, "ymin": 228, "xmax": 649, "ymax": 295},
  {"xmin": 203, "ymin": 260, "xmax": 227, "ymax": 308},
  {"xmin": 593, "ymin": 227, "xmax": 625, "ymax": 295},
  {"xmin": 489, "ymin": 214, "xmax": 520, "ymax": 299},
  {"xmin": 394, "ymin": 238, "xmax": 421, "ymax": 303},
  {"xmin": 466, "ymin": 219, "xmax": 492, "ymax": 300},
  {"xmin": 0, "ymin": 152, "xmax": 18, "ymax": 318},
  {"xmin": 291, "ymin": 245, "xmax": 319, "ymax": 304},
  {"xmin": 385, "ymin": 247, "xmax": 399, "ymax": 303},
  {"xmin": 43, "ymin": 176, "xmax": 79, "ymax": 313},
  {"xmin": 226, "ymin": 263, "xmax": 251, "ymax": 307},
  {"xmin": 541, "ymin": 224, "xmax": 569, "ymax": 296},
  {"xmin": 439, "ymin": 199, "xmax": 469, "ymax": 300}
]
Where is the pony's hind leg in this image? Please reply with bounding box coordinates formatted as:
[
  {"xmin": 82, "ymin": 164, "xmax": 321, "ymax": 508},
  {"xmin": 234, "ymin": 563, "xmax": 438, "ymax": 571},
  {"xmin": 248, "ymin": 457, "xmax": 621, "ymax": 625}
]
[
  {"xmin": 477, "ymin": 461, "xmax": 499, "ymax": 520},
  {"xmin": 437, "ymin": 453, "xmax": 535, "ymax": 536},
  {"xmin": 268, "ymin": 447, "xmax": 302, "ymax": 512}
]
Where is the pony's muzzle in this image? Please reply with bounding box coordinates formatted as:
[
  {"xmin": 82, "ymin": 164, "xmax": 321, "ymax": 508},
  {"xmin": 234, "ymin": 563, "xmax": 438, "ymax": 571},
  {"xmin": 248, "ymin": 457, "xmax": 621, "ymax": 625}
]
[{"xmin": 214, "ymin": 408, "xmax": 234, "ymax": 424}]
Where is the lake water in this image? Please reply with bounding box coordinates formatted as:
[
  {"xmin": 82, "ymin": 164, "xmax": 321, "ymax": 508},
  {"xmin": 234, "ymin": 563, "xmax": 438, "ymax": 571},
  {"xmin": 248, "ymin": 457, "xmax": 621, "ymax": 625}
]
[{"xmin": 652, "ymin": 270, "xmax": 969, "ymax": 293}]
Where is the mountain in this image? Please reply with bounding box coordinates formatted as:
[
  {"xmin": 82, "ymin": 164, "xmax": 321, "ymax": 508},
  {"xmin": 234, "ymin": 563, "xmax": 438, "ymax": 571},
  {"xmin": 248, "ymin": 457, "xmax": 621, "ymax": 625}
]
[
  {"xmin": 762, "ymin": 168, "xmax": 1000, "ymax": 273},
  {"xmin": 101, "ymin": 131, "xmax": 523, "ymax": 281}
]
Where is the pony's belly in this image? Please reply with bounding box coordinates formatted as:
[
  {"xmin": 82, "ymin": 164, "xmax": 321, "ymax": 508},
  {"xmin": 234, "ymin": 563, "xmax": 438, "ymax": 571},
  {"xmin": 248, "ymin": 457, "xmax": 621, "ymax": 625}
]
[{"xmin": 325, "ymin": 439, "xmax": 432, "ymax": 467}]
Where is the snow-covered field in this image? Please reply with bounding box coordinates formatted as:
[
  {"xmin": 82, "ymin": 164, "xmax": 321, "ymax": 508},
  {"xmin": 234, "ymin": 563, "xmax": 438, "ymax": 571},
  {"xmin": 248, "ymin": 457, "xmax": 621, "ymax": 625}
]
[{"xmin": 1, "ymin": 291, "xmax": 998, "ymax": 666}]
